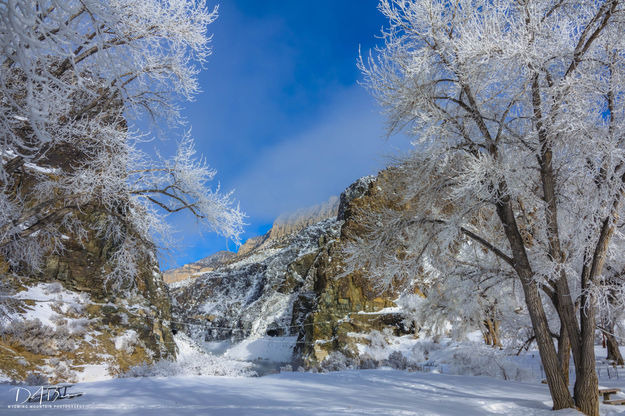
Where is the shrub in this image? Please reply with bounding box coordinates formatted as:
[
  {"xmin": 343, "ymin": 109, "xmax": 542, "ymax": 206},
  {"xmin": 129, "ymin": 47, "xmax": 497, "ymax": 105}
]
[{"xmin": 24, "ymin": 372, "xmax": 48, "ymax": 386}]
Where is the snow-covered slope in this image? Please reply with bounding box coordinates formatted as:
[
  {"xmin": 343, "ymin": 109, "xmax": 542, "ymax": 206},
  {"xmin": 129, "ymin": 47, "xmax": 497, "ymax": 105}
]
[
  {"xmin": 163, "ymin": 195, "xmax": 340, "ymax": 285},
  {"xmin": 1, "ymin": 278, "xmax": 174, "ymax": 384}
]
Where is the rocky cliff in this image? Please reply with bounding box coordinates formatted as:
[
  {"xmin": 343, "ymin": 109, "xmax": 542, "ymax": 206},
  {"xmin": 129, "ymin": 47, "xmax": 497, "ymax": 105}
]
[
  {"xmin": 170, "ymin": 171, "xmax": 414, "ymax": 368},
  {"xmin": 0, "ymin": 157, "xmax": 176, "ymax": 384}
]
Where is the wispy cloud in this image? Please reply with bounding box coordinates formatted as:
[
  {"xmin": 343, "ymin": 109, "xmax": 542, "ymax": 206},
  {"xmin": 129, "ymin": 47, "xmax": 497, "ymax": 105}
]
[
  {"xmin": 231, "ymin": 86, "xmax": 409, "ymax": 221},
  {"xmin": 157, "ymin": 0, "xmax": 408, "ymax": 268}
]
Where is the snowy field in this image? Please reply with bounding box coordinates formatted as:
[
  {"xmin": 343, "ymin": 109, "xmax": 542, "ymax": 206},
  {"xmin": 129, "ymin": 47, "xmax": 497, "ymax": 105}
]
[
  {"xmin": 3, "ymin": 332, "xmax": 625, "ymax": 415},
  {"xmin": 2, "ymin": 369, "xmax": 625, "ymax": 415}
]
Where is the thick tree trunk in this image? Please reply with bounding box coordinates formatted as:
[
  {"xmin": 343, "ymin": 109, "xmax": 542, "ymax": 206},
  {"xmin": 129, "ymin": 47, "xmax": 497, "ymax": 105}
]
[
  {"xmin": 603, "ymin": 286, "xmax": 624, "ymax": 365},
  {"xmin": 572, "ymin": 218, "xmax": 616, "ymax": 416},
  {"xmin": 545, "ymin": 283, "xmax": 572, "ymax": 387},
  {"xmin": 575, "ymin": 298, "xmax": 599, "ymax": 416},
  {"xmin": 575, "ymin": 198, "xmax": 621, "ymax": 415},
  {"xmin": 495, "ymin": 200, "xmax": 574, "ymax": 410},
  {"xmin": 520, "ymin": 274, "xmax": 574, "ymax": 410},
  {"xmin": 557, "ymin": 324, "xmax": 571, "ymax": 386}
]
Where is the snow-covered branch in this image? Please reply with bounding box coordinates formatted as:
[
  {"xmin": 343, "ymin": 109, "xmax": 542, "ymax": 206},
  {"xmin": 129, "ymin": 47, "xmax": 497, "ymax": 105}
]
[{"xmin": 0, "ymin": 1, "xmax": 243, "ymax": 289}]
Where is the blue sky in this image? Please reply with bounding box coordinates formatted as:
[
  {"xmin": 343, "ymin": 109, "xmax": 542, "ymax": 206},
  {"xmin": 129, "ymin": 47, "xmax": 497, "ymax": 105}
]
[{"xmin": 158, "ymin": 0, "xmax": 409, "ymax": 269}]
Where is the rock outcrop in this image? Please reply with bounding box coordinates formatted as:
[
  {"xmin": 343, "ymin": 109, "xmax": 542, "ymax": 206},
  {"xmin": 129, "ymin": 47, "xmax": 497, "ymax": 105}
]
[
  {"xmin": 0, "ymin": 156, "xmax": 175, "ymax": 384},
  {"xmin": 163, "ymin": 251, "xmax": 237, "ymax": 285},
  {"xmin": 170, "ymin": 171, "xmax": 414, "ymax": 368},
  {"xmin": 0, "ymin": 224, "xmax": 176, "ymax": 383}
]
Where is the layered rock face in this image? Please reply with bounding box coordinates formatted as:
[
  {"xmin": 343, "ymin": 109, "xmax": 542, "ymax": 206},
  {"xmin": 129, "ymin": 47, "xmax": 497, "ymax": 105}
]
[
  {"xmin": 170, "ymin": 172, "xmax": 413, "ymax": 367},
  {"xmin": 0, "ymin": 158, "xmax": 175, "ymax": 383}
]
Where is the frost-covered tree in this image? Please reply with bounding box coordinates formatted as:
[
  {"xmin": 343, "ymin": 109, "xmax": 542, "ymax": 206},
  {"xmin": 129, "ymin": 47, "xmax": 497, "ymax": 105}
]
[
  {"xmin": 350, "ymin": 1, "xmax": 625, "ymax": 414},
  {"xmin": 597, "ymin": 255, "xmax": 625, "ymax": 364},
  {"xmin": 409, "ymin": 247, "xmax": 527, "ymax": 348},
  {"xmin": 0, "ymin": 1, "xmax": 243, "ymax": 289}
]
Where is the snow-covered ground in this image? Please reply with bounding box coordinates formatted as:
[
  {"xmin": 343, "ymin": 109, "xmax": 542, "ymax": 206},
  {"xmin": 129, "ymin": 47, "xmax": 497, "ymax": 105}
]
[
  {"xmin": 4, "ymin": 319, "xmax": 625, "ymax": 415},
  {"xmin": 3, "ymin": 341, "xmax": 625, "ymax": 415},
  {"xmin": 1, "ymin": 369, "xmax": 618, "ymax": 416}
]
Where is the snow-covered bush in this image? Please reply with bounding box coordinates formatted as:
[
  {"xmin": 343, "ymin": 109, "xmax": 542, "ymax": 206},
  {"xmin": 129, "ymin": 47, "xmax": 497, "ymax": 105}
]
[
  {"xmin": 343, "ymin": 328, "xmax": 535, "ymax": 381},
  {"xmin": 445, "ymin": 348, "xmax": 533, "ymax": 382},
  {"xmin": 114, "ymin": 330, "xmax": 139, "ymax": 354},
  {"xmin": 319, "ymin": 352, "xmax": 358, "ymax": 372},
  {"xmin": 24, "ymin": 373, "xmax": 48, "ymax": 386},
  {"xmin": 279, "ymin": 364, "xmax": 293, "ymax": 373},
  {"xmin": 124, "ymin": 354, "xmax": 255, "ymax": 378},
  {"xmin": 1, "ymin": 319, "xmax": 75, "ymax": 355},
  {"xmin": 43, "ymin": 283, "xmax": 63, "ymax": 295},
  {"xmin": 384, "ymin": 351, "xmax": 409, "ymax": 370},
  {"xmin": 66, "ymin": 318, "xmax": 90, "ymax": 336},
  {"xmin": 358, "ymin": 357, "xmax": 380, "ymax": 370},
  {"xmin": 123, "ymin": 334, "xmax": 255, "ymax": 378},
  {"xmin": 408, "ymin": 339, "xmax": 444, "ymax": 363}
]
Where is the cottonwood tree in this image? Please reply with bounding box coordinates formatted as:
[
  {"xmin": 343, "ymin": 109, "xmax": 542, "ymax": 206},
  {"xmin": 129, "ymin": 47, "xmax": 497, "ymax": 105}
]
[
  {"xmin": 0, "ymin": 1, "xmax": 243, "ymax": 291},
  {"xmin": 597, "ymin": 241, "xmax": 625, "ymax": 365},
  {"xmin": 350, "ymin": 1, "xmax": 625, "ymax": 414},
  {"xmin": 410, "ymin": 246, "xmax": 528, "ymax": 348}
]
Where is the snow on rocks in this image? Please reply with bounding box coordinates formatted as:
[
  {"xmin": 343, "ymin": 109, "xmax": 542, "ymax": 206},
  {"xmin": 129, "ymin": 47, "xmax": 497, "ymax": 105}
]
[
  {"xmin": 11, "ymin": 283, "xmax": 89, "ymax": 327},
  {"xmin": 170, "ymin": 218, "xmax": 343, "ymax": 346}
]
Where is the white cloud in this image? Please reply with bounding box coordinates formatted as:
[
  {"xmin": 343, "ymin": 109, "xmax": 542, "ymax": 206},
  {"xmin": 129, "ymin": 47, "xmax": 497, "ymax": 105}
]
[{"xmin": 230, "ymin": 86, "xmax": 410, "ymax": 220}]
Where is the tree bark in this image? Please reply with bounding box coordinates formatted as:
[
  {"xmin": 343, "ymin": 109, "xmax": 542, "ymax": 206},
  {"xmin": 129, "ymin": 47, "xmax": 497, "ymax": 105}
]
[
  {"xmin": 483, "ymin": 318, "xmax": 501, "ymax": 347},
  {"xmin": 575, "ymin": 199, "xmax": 621, "ymax": 415},
  {"xmin": 495, "ymin": 198, "xmax": 574, "ymax": 410},
  {"xmin": 603, "ymin": 285, "xmax": 624, "ymax": 365},
  {"xmin": 576, "ymin": 296, "xmax": 599, "ymax": 416},
  {"xmin": 602, "ymin": 324, "xmax": 624, "ymax": 365},
  {"xmin": 558, "ymin": 324, "xmax": 571, "ymax": 386}
]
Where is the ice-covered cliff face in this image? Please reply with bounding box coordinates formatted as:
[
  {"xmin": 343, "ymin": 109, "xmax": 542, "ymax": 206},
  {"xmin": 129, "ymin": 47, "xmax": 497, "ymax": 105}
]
[{"xmin": 169, "ymin": 173, "xmax": 414, "ymax": 369}]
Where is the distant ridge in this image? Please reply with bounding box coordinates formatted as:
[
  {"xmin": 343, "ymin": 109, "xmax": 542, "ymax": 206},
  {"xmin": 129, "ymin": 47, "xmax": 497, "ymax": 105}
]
[
  {"xmin": 163, "ymin": 196, "xmax": 340, "ymax": 284},
  {"xmin": 266, "ymin": 195, "xmax": 339, "ymax": 244},
  {"xmin": 162, "ymin": 251, "xmax": 237, "ymax": 284}
]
